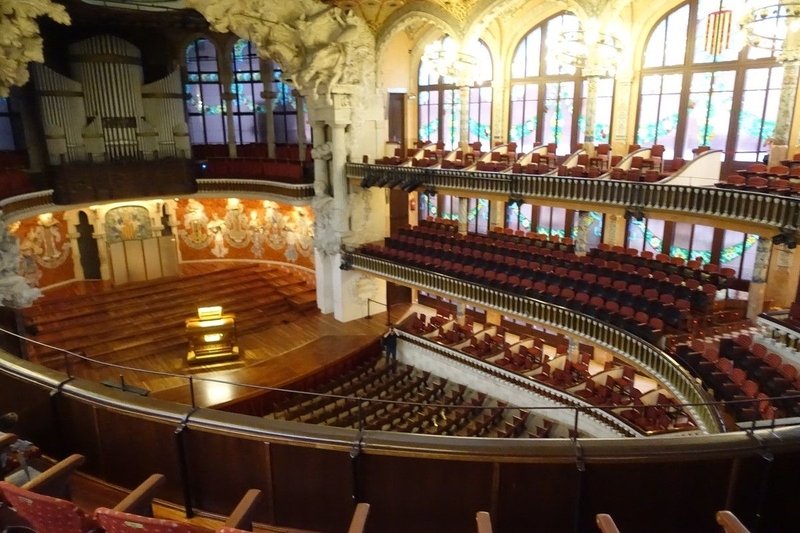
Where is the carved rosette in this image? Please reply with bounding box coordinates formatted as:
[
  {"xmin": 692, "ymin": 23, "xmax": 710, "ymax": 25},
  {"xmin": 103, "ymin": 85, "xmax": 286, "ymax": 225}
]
[{"xmin": 0, "ymin": 1, "xmax": 70, "ymax": 98}]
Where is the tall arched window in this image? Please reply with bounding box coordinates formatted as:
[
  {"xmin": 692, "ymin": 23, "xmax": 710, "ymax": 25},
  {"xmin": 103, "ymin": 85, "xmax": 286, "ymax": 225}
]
[
  {"xmin": 270, "ymin": 60, "xmax": 309, "ymax": 144},
  {"xmin": 509, "ymin": 13, "xmax": 613, "ymax": 154},
  {"xmin": 230, "ymin": 39, "xmax": 266, "ymax": 144},
  {"xmin": 467, "ymin": 42, "xmax": 493, "ymax": 150},
  {"xmin": 418, "ymin": 37, "xmax": 462, "ymax": 150},
  {"xmin": 185, "ymin": 38, "xmax": 226, "ymax": 145},
  {"xmin": 637, "ymin": 0, "xmax": 785, "ymax": 169},
  {"xmin": 0, "ymin": 97, "xmax": 24, "ymax": 150}
]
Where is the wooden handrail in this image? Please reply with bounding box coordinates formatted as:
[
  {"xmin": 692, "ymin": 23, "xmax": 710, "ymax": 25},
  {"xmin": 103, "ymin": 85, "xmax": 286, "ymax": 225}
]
[
  {"xmin": 22, "ymin": 453, "xmax": 85, "ymax": 499},
  {"xmin": 476, "ymin": 511, "xmax": 493, "ymax": 533},
  {"xmin": 596, "ymin": 513, "xmax": 621, "ymax": 533},
  {"xmin": 113, "ymin": 473, "xmax": 166, "ymax": 517},
  {"xmin": 716, "ymin": 510, "xmax": 751, "ymax": 533},
  {"xmin": 347, "ymin": 502, "xmax": 370, "ymax": 533},
  {"xmin": 224, "ymin": 488, "xmax": 263, "ymax": 530}
]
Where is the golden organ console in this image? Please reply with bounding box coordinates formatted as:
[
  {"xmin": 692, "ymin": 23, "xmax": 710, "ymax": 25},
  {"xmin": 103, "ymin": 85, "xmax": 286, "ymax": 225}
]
[{"xmin": 185, "ymin": 306, "xmax": 240, "ymax": 364}]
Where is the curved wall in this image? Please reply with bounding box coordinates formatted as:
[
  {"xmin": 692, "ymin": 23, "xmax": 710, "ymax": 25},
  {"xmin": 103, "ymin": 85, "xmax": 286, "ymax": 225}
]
[{"xmin": 1, "ymin": 350, "xmax": 799, "ymax": 533}]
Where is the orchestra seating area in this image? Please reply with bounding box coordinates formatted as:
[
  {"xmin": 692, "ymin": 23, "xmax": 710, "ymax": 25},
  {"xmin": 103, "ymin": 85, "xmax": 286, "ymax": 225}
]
[
  {"xmin": 673, "ymin": 333, "xmax": 800, "ymax": 422},
  {"xmin": 19, "ymin": 265, "xmax": 317, "ymax": 370},
  {"xmin": 357, "ymin": 220, "xmax": 745, "ymax": 347},
  {"xmin": 400, "ymin": 308, "xmax": 695, "ymax": 434},
  {"xmin": 716, "ymin": 161, "xmax": 800, "ymax": 194},
  {"xmin": 265, "ymin": 353, "xmax": 560, "ymax": 438}
]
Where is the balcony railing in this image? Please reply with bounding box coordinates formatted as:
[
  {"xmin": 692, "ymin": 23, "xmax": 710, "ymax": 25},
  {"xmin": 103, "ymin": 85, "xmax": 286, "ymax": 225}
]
[
  {"xmin": 0, "ymin": 190, "xmax": 57, "ymax": 220},
  {"xmin": 347, "ymin": 251, "xmax": 723, "ymax": 434},
  {"xmin": 347, "ymin": 163, "xmax": 799, "ymax": 229},
  {"xmin": 197, "ymin": 179, "xmax": 314, "ymax": 200}
]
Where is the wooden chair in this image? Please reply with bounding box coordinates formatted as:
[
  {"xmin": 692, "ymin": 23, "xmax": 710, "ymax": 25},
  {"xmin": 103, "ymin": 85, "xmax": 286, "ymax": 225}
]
[
  {"xmin": 716, "ymin": 510, "xmax": 751, "ymax": 533},
  {"xmin": 0, "ymin": 454, "xmax": 93, "ymax": 533}
]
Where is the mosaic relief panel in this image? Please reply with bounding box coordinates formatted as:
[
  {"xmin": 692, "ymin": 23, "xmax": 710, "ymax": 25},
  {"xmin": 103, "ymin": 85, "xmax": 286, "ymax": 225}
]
[
  {"xmin": 104, "ymin": 205, "xmax": 153, "ymax": 244},
  {"xmin": 10, "ymin": 212, "xmax": 73, "ymax": 288},
  {"xmin": 176, "ymin": 198, "xmax": 315, "ymax": 269}
]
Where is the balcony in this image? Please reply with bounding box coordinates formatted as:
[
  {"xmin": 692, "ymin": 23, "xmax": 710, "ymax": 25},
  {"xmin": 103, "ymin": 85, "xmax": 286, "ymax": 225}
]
[
  {"xmin": 346, "ymin": 250, "xmax": 723, "ymax": 434},
  {"xmin": 347, "ymin": 163, "xmax": 800, "ymax": 230}
]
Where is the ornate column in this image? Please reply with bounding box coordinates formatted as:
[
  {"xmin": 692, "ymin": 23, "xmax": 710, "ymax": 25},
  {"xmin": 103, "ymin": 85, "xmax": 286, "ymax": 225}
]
[
  {"xmin": 90, "ymin": 207, "xmax": 112, "ymax": 281},
  {"xmin": 458, "ymin": 197, "xmax": 469, "ymax": 234},
  {"xmin": 747, "ymin": 236, "xmax": 773, "ymax": 319},
  {"xmin": 773, "ymin": 59, "xmax": 800, "ymax": 166},
  {"xmin": 612, "ymin": 72, "xmax": 633, "ymax": 150},
  {"xmin": 459, "ymin": 85, "xmax": 470, "ymax": 153},
  {"xmin": 574, "ymin": 210, "xmax": 593, "ymax": 256},
  {"xmin": 293, "ymin": 89, "xmax": 307, "ymax": 160},
  {"xmin": 261, "ymin": 90, "xmax": 278, "ymax": 159},
  {"xmin": 0, "ymin": 213, "xmax": 42, "ymax": 308},
  {"xmin": 582, "ymin": 74, "xmax": 599, "ymax": 155},
  {"xmin": 490, "ymin": 200, "xmax": 505, "ymax": 231},
  {"xmin": 217, "ymin": 62, "xmax": 238, "ymax": 158},
  {"xmin": 330, "ymin": 123, "xmax": 349, "ymax": 233},
  {"xmin": 602, "ymin": 213, "xmax": 628, "ymax": 248}
]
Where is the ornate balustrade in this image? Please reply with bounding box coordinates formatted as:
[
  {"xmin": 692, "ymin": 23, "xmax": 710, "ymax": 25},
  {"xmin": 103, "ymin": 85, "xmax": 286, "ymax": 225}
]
[
  {"xmin": 347, "ymin": 163, "xmax": 799, "ymax": 229},
  {"xmin": 197, "ymin": 178, "xmax": 314, "ymax": 202},
  {"xmin": 347, "ymin": 251, "xmax": 723, "ymax": 434},
  {"xmin": 0, "ymin": 190, "xmax": 57, "ymax": 220}
]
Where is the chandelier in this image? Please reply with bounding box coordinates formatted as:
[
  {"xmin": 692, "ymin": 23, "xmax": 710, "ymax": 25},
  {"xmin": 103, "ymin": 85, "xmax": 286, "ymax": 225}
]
[
  {"xmin": 552, "ymin": 22, "xmax": 624, "ymax": 77},
  {"xmin": 422, "ymin": 38, "xmax": 484, "ymax": 86},
  {"xmin": 740, "ymin": 1, "xmax": 800, "ymax": 53}
]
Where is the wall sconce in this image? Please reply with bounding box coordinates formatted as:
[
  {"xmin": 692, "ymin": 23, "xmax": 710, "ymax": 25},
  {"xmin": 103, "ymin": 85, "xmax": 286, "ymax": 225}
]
[
  {"xmin": 407, "ymin": 93, "xmax": 417, "ymax": 100},
  {"xmin": 409, "ymin": 199, "xmax": 417, "ymax": 211}
]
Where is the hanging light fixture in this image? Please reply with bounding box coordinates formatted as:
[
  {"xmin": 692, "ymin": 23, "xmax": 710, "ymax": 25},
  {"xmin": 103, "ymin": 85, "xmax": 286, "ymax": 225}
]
[
  {"xmin": 552, "ymin": 19, "xmax": 624, "ymax": 76},
  {"xmin": 740, "ymin": 1, "xmax": 800, "ymax": 56},
  {"xmin": 422, "ymin": 36, "xmax": 483, "ymax": 86}
]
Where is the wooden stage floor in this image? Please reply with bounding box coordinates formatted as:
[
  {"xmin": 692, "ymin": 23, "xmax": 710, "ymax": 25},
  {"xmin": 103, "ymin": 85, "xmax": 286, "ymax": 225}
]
[{"xmin": 28, "ymin": 263, "xmax": 409, "ymax": 406}]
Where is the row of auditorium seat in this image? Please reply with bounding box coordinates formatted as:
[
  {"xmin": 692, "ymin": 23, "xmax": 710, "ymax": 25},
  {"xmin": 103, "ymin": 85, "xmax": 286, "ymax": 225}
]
[
  {"xmin": 716, "ymin": 174, "xmax": 800, "ymax": 195},
  {"xmin": 673, "ymin": 334, "xmax": 800, "ymax": 421},
  {"xmin": 192, "ymin": 143, "xmax": 312, "ymax": 161},
  {"xmin": 0, "ymin": 450, "xmax": 369, "ymax": 533},
  {"xmin": 266, "ymin": 355, "xmax": 553, "ymax": 438},
  {"xmin": 200, "ymin": 158, "xmax": 309, "ymax": 183},
  {"xmin": 402, "ymin": 311, "xmax": 694, "ymax": 434}
]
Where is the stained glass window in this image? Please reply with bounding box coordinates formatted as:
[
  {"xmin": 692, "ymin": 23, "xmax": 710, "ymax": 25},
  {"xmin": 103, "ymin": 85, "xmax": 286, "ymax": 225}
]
[
  {"xmin": 571, "ymin": 211, "xmax": 603, "ymax": 249},
  {"xmin": 467, "ymin": 198, "xmax": 490, "ymax": 234},
  {"xmin": 637, "ymin": 1, "xmax": 788, "ymax": 169},
  {"xmin": 270, "ymin": 60, "xmax": 310, "ymax": 144},
  {"xmin": 627, "ymin": 217, "xmax": 665, "ymax": 254},
  {"xmin": 506, "ymin": 203, "xmax": 533, "ymax": 232},
  {"xmin": 230, "ymin": 40, "xmax": 266, "ymax": 144},
  {"xmin": 185, "ymin": 39, "xmax": 226, "ymax": 145},
  {"xmin": 537, "ymin": 205, "xmax": 567, "ymax": 237},
  {"xmin": 0, "ymin": 97, "xmax": 23, "ymax": 150},
  {"xmin": 509, "ymin": 13, "xmax": 612, "ymax": 155}
]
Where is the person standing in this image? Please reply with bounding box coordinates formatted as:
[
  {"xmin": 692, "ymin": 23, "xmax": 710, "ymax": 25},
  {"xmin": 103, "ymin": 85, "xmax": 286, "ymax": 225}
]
[{"xmin": 382, "ymin": 327, "xmax": 399, "ymax": 369}]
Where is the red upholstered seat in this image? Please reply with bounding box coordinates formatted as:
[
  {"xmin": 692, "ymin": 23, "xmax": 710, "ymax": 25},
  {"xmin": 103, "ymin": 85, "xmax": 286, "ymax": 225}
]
[
  {"xmin": 0, "ymin": 481, "xmax": 98, "ymax": 533},
  {"xmin": 96, "ymin": 508, "xmax": 194, "ymax": 533}
]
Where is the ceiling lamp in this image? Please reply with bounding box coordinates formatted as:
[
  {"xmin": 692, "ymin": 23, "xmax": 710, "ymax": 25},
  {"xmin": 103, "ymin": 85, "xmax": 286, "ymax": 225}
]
[
  {"xmin": 740, "ymin": 1, "xmax": 800, "ymax": 57},
  {"xmin": 552, "ymin": 20, "xmax": 623, "ymax": 77},
  {"xmin": 422, "ymin": 37, "xmax": 483, "ymax": 86}
]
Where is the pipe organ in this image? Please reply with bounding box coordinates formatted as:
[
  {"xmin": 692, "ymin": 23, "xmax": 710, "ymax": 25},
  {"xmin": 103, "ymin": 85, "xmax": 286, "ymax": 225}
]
[{"xmin": 32, "ymin": 35, "xmax": 190, "ymax": 164}]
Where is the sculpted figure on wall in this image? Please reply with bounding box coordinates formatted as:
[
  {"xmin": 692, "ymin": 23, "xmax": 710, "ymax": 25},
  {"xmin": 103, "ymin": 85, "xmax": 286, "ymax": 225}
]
[
  {"xmin": 0, "ymin": 1, "xmax": 70, "ymax": 97},
  {"xmin": 0, "ymin": 213, "xmax": 42, "ymax": 308},
  {"xmin": 187, "ymin": 0, "xmax": 374, "ymax": 102}
]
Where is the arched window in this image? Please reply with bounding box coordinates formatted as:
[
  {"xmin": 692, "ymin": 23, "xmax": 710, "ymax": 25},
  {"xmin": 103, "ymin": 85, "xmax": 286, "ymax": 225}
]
[
  {"xmin": 637, "ymin": 0, "xmax": 785, "ymax": 169},
  {"xmin": 0, "ymin": 97, "xmax": 24, "ymax": 150},
  {"xmin": 185, "ymin": 38, "xmax": 226, "ymax": 145},
  {"xmin": 418, "ymin": 37, "xmax": 462, "ymax": 150},
  {"xmin": 270, "ymin": 60, "xmax": 310, "ymax": 144},
  {"xmin": 509, "ymin": 13, "xmax": 613, "ymax": 154},
  {"xmin": 418, "ymin": 38, "xmax": 492, "ymax": 150},
  {"xmin": 230, "ymin": 39, "xmax": 266, "ymax": 144}
]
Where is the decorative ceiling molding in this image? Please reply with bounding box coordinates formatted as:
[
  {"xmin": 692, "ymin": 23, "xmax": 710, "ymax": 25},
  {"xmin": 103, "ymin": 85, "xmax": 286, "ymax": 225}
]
[{"xmin": 376, "ymin": 4, "xmax": 461, "ymax": 59}]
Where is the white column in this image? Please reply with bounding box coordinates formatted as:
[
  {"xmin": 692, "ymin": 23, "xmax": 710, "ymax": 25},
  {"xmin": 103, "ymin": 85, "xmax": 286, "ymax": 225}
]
[
  {"xmin": 771, "ymin": 60, "xmax": 800, "ymax": 166},
  {"xmin": 583, "ymin": 75, "xmax": 599, "ymax": 156},
  {"xmin": 262, "ymin": 90, "xmax": 278, "ymax": 159},
  {"xmin": 311, "ymin": 121, "xmax": 329, "ymax": 195},
  {"xmin": 330, "ymin": 123, "xmax": 349, "ymax": 233},
  {"xmin": 294, "ymin": 90, "xmax": 307, "ymax": 160},
  {"xmin": 218, "ymin": 64, "xmax": 238, "ymax": 158},
  {"xmin": 458, "ymin": 197, "xmax": 469, "ymax": 234},
  {"xmin": 459, "ymin": 85, "xmax": 470, "ymax": 152},
  {"xmin": 574, "ymin": 210, "xmax": 593, "ymax": 256},
  {"xmin": 490, "ymin": 200, "xmax": 505, "ymax": 231},
  {"xmin": 747, "ymin": 236, "xmax": 772, "ymax": 319}
]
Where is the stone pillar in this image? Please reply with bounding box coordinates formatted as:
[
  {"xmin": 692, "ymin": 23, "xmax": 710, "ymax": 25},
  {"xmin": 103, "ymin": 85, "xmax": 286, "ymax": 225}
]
[
  {"xmin": 583, "ymin": 75, "xmax": 599, "ymax": 155},
  {"xmin": 456, "ymin": 301, "xmax": 466, "ymax": 324},
  {"xmin": 574, "ymin": 210, "xmax": 593, "ymax": 256},
  {"xmin": 90, "ymin": 208, "xmax": 111, "ymax": 281},
  {"xmin": 567, "ymin": 337, "xmax": 580, "ymax": 361},
  {"xmin": 602, "ymin": 213, "xmax": 627, "ymax": 248},
  {"xmin": 221, "ymin": 90, "xmax": 238, "ymax": 158},
  {"xmin": 490, "ymin": 200, "xmax": 505, "ymax": 231},
  {"xmin": 612, "ymin": 72, "xmax": 633, "ymax": 152},
  {"xmin": 294, "ymin": 90, "xmax": 307, "ymax": 160},
  {"xmin": 772, "ymin": 59, "xmax": 800, "ymax": 166},
  {"xmin": 261, "ymin": 90, "xmax": 278, "ymax": 159},
  {"xmin": 485, "ymin": 309, "xmax": 502, "ymax": 326},
  {"xmin": 458, "ymin": 197, "xmax": 469, "ymax": 234},
  {"xmin": 311, "ymin": 121, "xmax": 329, "ymax": 194},
  {"xmin": 65, "ymin": 215, "xmax": 84, "ymax": 280},
  {"xmin": 747, "ymin": 235, "xmax": 773, "ymax": 319},
  {"xmin": 330, "ymin": 123, "xmax": 349, "ymax": 233},
  {"xmin": 459, "ymin": 85, "xmax": 470, "ymax": 152},
  {"xmin": 315, "ymin": 248, "xmax": 335, "ymax": 314},
  {"xmin": 491, "ymin": 80, "xmax": 506, "ymax": 147}
]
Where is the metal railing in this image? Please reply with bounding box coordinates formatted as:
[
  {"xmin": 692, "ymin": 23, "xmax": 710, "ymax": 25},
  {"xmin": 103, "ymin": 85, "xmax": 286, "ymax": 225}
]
[
  {"xmin": 346, "ymin": 251, "xmax": 723, "ymax": 434},
  {"xmin": 347, "ymin": 163, "xmax": 800, "ymax": 229}
]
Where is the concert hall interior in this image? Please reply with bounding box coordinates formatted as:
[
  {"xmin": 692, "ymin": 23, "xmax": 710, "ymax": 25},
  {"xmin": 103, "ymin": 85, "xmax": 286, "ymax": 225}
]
[{"xmin": 3, "ymin": 0, "xmax": 800, "ymax": 532}]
